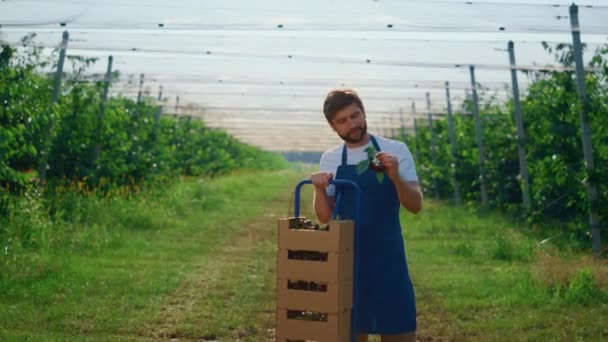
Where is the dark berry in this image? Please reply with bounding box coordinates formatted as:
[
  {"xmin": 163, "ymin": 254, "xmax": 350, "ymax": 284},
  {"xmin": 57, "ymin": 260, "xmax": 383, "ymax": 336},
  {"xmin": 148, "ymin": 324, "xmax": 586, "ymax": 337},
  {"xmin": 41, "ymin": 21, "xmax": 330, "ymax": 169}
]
[{"xmin": 368, "ymin": 157, "xmax": 384, "ymax": 172}]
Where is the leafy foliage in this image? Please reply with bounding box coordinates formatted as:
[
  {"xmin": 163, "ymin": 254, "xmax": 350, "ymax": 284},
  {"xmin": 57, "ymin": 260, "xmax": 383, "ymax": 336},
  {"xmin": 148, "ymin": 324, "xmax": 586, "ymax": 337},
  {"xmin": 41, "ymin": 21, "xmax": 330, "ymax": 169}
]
[
  {"xmin": 0, "ymin": 36, "xmax": 288, "ymax": 230},
  {"xmin": 406, "ymin": 43, "xmax": 608, "ymax": 246}
]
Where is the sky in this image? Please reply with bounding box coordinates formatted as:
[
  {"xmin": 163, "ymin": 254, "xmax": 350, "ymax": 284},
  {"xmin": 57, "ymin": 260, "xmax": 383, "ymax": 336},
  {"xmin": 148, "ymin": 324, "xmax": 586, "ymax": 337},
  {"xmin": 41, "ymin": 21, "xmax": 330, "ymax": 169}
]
[{"xmin": 1, "ymin": 0, "xmax": 608, "ymax": 151}]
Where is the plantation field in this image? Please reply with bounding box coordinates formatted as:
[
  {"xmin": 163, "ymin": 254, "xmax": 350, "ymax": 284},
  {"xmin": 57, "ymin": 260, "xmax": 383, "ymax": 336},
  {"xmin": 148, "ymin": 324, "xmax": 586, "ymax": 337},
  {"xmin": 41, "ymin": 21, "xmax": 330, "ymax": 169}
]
[{"xmin": 1, "ymin": 169, "xmax": 606, "ymax": 341}]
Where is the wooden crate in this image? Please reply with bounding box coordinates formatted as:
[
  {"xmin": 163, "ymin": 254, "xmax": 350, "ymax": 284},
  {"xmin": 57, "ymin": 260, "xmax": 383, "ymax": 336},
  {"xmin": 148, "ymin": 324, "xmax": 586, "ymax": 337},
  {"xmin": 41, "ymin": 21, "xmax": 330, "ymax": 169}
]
[
  {"xmin": 275, "ymin": 308, "xmax": 351, "ymax": 342},
  {"xmin": 277, "ymin": 278, "xmax": 352, "ymax": 313},
  {"xmin": 276, "ymin": 217, "xmax": 354, "ymax": 342},
  {"xmin": 278, "ymin": 218, "xmax": 355, "ymax": 252}
]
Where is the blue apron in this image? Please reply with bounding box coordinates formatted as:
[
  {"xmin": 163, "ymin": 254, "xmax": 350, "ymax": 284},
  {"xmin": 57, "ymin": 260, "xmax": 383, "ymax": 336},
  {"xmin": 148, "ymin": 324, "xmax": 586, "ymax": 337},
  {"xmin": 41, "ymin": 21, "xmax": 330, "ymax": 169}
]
[{"xmin": 335, "ymin": 135, "xmax": 416, "ymax": 334}]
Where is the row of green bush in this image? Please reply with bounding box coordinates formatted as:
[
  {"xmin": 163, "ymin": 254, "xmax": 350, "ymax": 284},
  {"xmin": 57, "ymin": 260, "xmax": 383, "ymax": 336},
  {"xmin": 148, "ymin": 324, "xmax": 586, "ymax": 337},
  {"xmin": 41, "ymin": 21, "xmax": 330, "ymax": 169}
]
[
  {"xmin": 403, "ymin": 43, "xmax": 607, "ymax": 247},
  {"xmin": 1, "ymin": 36, "xmax": 287, "ymax": 192},
  {"xmin": 0, "ymin": 36, "xmax": 288, "ymax": 259}
]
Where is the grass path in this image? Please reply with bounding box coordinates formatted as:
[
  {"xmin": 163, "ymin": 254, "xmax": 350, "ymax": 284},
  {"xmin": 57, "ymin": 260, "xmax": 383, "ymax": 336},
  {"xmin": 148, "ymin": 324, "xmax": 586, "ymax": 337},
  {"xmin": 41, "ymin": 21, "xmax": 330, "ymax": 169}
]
[
  {"xmin": 132, "ymin": 188, "xmax": 289, "ymax": 341},
  {"xmin": 0, "ymin": 170, "xmax": 305, "ymax": 341}
]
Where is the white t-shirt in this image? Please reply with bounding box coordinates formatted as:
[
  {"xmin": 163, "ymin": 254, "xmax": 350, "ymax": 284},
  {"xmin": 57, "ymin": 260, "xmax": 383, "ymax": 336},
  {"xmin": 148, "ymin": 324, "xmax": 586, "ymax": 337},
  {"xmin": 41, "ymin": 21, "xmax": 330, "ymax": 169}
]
[{"xmin": 319, "ymin": 134, "xmax": 418, "ymax": 196}]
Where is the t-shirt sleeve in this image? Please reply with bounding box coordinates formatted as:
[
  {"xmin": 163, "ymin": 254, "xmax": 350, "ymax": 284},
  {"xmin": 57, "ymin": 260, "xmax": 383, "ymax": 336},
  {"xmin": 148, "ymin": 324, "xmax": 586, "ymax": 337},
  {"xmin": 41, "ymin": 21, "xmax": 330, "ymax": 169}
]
[
  {"xmin": 319, "ymin": 151, "xmax": 337, "ymax": 197},
  {"xmin": 398, "ymin": 143, "xmax": 419, "ymax": 182}
]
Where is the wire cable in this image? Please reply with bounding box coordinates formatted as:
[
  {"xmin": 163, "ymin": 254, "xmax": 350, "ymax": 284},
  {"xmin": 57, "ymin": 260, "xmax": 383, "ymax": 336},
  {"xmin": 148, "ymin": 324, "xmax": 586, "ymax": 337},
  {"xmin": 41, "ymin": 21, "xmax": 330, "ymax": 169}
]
[{"xmin": 8, "ymin": 41, "xmax": 600, "ymax": 73}]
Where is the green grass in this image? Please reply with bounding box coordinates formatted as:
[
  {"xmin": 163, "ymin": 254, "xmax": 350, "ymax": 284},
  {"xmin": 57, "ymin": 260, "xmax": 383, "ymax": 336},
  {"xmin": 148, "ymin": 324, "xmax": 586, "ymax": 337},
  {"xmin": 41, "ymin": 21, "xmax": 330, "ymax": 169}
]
[
  {"xmin": 0, "ymin": 169, "xmax": 306, "ymax": 341},
  {"xmin": 403, "ymin": 200, "xmax": 608, "ymax": 341},
  {"xmin": 1, "ymin": 167, "xmax": 607, "ymax": 341}
]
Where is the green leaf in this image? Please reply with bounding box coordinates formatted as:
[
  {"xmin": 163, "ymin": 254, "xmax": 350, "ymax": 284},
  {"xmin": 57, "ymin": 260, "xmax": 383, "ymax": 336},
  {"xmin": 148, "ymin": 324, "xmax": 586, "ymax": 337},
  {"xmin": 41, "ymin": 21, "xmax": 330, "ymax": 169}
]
[
  {"xmin": 364, "ymin": 146, "xmax": 376, "ymax": 159},
  {"xmin": 356, "ymin": 159, "xmax": 369, "ymax": 175},
  {"xmin": 376, "ymin": 172, "xmax": 384, "ymax": 184}
]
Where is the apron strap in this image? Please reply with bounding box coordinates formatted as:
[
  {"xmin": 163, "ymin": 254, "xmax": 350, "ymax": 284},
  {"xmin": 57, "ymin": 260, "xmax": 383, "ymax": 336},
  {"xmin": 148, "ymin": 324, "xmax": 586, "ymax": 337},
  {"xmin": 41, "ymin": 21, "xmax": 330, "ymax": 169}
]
[
  {"xmin": 335, "ymin": 143, "xmax": 348, "ymax": 219},
  {"xmin": 341, "ymin": 134, "xmax": 382, "ymax": 167},
  {"xmin": 370, "ymin": 134, "xmax": 382, "ymax": 152},
  {"xmin": 336, "ymin": 135, "xmax": 380, "ymax": 220}
]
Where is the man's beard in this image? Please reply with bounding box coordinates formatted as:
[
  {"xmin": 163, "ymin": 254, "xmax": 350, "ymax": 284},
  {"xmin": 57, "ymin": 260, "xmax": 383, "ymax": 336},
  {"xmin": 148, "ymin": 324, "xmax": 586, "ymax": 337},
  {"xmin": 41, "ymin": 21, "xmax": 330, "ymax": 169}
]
[{"xmin": 338, "ymin": 123, "xmax": 367, "ymax": 144}]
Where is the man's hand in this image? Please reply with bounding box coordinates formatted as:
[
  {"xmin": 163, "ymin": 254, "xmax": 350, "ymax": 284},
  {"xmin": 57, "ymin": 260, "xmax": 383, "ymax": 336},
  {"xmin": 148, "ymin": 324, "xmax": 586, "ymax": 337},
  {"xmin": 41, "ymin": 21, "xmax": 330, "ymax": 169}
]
[
  {"xmin": 310, "ymin": 172, "xmax": 334, "ymax": 189},
  {"xmin": 310, "ymin": 172, "xmax": 335, "ymax": 223},
  {"xmin": 375, "ymin": 152, "xmax": 400, "ymax": 182},
  {"xmin": 375, "ymin": 152, "xmax": 423, "ymax": 214}
]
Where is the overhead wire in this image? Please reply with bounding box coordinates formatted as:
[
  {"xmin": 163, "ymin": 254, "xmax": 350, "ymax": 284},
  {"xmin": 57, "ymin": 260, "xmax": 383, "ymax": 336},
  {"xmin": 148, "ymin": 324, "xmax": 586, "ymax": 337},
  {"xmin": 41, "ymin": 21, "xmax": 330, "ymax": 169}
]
[
  {"xmin": 4, "ymin": 21, "xmax": 607, "ymax": 35},
  {"xmin": 8, "ymin": 41, "xmax": 599, "ymax": 73},
  {"xmin": 163, "ymin": 105, "xmax": 486, "ymax": 118},
  {"xmin": 379, "ymin": 0, "xmax": 607, "ymax": 7},
  {"xmin": 11, "ymin": 0, "xmax": 608, "ymax": 8},
  {"xmin": 3, "ymin": 0, "xmax": 605, "ymax": 150},
  {"xmin": 115, "ymin": 89, "xmax": 510, "ymax": 102},
  {"xmin": 3, "ymin": 1, "xmax": 608, "ymax": 35},
  {"xmin": 4, "ymin": 26, "xmax": 608, "ymax": 47},
  {"xmin": 110, "ymin": 78, "xmax": 513, "ymax": 91}
]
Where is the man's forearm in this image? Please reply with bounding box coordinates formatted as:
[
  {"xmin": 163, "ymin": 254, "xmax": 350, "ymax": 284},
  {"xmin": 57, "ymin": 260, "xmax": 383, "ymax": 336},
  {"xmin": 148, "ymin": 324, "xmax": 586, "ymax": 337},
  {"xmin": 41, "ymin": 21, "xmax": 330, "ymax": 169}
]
[
  {"xmin": 313, "ymin": 188, "xmax": 334, "ymax": 223},
  {"xmin": 393, "ymin": 178, "xmax": 423, "ymax": 214}
]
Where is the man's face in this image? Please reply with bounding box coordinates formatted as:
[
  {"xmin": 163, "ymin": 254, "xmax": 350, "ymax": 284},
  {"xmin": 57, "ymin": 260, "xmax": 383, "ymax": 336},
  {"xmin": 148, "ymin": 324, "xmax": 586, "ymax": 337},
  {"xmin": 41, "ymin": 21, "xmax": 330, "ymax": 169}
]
[{"xmin": 329, "ymin": 102, "xmax": 367, "ymax": 144}]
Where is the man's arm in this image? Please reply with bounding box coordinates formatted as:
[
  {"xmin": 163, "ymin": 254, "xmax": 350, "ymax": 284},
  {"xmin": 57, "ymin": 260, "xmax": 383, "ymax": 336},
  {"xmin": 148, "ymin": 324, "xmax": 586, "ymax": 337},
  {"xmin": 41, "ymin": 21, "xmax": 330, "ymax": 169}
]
[
  {"xmin": 376, "ymin": 152, "xmax": 423, "ymax": 214},
  {"xmin": 310, "ymin": 172, "xmax": 336, "ymax": 223},
  {"xmin": 392, "ymin": 178, "xmax": 423, "ymax": 214}
]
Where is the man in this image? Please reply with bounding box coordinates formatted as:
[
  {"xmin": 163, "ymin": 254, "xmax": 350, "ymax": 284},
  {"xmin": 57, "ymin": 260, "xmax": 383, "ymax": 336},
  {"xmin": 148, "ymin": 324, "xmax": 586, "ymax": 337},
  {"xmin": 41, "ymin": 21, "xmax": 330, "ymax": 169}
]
[{"xmin": 310, "ymin": 88, "xmax": 423, "ymax": 342}]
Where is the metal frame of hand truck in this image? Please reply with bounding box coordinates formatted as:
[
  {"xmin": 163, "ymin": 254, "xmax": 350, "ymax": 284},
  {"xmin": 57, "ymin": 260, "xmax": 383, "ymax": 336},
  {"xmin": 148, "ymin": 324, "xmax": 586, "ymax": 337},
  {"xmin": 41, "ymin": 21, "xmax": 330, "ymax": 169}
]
[{"xmin": 294, "ymin": 179, "xmax": 362, "ymax": 342}]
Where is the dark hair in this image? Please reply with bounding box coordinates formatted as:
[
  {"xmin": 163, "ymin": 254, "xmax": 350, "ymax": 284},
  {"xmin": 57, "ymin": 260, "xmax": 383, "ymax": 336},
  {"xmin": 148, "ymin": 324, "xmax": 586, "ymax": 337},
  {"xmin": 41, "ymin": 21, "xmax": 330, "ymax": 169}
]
[{"xmin": 322, "ymin": 88, "xmax": 365, "ymax": 121}]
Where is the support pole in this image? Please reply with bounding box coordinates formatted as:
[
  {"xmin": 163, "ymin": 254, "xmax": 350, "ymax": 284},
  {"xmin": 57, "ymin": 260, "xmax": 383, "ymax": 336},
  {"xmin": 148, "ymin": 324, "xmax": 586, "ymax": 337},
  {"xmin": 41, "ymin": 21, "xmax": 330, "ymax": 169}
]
[
  {"xmin": 412, "ymin": 102, "xmax": 424, "ymax": 190},
  {"xmin": 426, "ymin": 92, "xmax": 438, "ymax": 198},
  {"xmin": 570, "ymin": 4, "xmax": 601, "ymax": 256},
  {"xmin": 399, "ymin": 108, "xmax": 405, "ymax": 139},
  {"xmin": 137, "ymin": 73, "xmax": 144, "ymax": 104},
  {"xmin": 507, "ymin": 41, "xmax": 531, "ymax": 209},
  {"xmin": 469, "ymin": 65, "xmax": 489, "ymax": 206},
  {"xmin": 38, "ymin": 30, "xmax": 69, "ymax": 186},
  {"xmin": 445, "ymin": 81, "xmax": 462, "ymax": 206},
  {"xmin": 94, "ymin": 55, "xmax": 113, "ymax": 167},
  {"xmin": 412, "ymin": 102, "xmax": 422, "ymax": 165}
]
